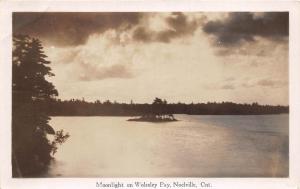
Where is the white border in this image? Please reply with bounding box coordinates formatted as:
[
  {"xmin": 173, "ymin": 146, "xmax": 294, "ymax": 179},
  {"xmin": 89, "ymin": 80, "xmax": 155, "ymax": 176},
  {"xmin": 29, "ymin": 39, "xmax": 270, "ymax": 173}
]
[{"xmin": 1, "ymin": 1, "xmax": 300, "ymax": 189}]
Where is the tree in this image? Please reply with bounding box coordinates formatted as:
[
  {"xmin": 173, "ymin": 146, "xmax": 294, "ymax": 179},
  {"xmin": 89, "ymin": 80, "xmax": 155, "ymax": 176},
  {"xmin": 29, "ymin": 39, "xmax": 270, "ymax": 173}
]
[
  {"xmin": 152, "ymin": 97, "xmax": 168, "ymax": 116},
  {"xmin": 152, "ymin": 97, "xmax": 163, "ymax": 105},
  {"xmin": 12, "ymin": 35, "xmax": 69, "ymax": 177}
]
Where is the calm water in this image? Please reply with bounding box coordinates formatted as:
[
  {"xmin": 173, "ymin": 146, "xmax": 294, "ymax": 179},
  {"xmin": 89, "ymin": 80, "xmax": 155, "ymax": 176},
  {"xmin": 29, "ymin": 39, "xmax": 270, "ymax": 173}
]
[{"xmin": 47, "ymin": 114, "xmax": 288, "ymax": 177}]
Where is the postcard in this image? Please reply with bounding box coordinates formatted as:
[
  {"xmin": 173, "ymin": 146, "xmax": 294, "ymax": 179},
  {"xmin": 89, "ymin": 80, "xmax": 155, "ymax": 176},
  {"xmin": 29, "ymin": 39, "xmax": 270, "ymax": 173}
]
[{"xmin": 1, "ymin": 1, "xmax": 300, "ymax": 189}]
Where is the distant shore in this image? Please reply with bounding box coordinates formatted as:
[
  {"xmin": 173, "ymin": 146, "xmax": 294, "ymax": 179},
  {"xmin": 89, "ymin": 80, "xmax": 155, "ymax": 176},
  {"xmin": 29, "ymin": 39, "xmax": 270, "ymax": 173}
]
[
  {"xmin": 41, "ymin": 99, "xmax": 289, "ymax": 116},
  {"xmin": 49, "ymin": 113, "xmax": 289, "ymax": 117}
]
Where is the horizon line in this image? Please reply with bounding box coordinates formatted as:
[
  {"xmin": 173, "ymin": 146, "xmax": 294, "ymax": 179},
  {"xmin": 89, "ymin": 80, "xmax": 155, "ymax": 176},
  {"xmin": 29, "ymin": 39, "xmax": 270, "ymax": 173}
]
[{"xmin": 52, "ymin": 97, "xmax": 289, "ymax": 107}]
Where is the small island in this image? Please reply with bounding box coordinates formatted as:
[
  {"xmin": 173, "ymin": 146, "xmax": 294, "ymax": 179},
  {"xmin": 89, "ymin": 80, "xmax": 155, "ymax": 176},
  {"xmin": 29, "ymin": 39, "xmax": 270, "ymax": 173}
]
[
  {"xmin": 128, "ymin": 113, "xmax": 178, "ymax": 122},
  {"xmin": 128, "ymin": 98, "xmax": 178, "ymax": 122}
]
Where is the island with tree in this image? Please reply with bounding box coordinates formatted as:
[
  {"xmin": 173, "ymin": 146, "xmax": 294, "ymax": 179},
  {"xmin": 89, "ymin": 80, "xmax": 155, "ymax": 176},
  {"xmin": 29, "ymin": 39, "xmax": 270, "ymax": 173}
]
[{"xmin": 127, "ymin": 98, "xmax": 178, "ymax": 122}]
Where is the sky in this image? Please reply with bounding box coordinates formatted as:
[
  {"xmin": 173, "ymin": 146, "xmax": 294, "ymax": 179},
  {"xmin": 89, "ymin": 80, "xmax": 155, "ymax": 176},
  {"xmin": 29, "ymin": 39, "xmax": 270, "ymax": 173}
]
[{"xmin": 13, "ymin": 12, "xmax": 289, "ymax": 105}]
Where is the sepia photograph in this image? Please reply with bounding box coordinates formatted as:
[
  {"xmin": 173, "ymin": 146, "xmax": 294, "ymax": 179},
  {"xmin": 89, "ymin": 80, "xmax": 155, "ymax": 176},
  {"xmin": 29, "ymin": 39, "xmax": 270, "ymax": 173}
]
[{"xmin": 10, "ymin": 11, "xmax": 290, "ymax": 178}]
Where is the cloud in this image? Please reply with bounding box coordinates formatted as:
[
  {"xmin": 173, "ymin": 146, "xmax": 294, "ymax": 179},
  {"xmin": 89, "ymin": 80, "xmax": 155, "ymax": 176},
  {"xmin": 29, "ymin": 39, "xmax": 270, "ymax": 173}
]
[
  {"xmin": 44, "ymin": 31, "xmax": 137, "ymax": 81},
  {"xmin": 132, "ymin": 12, "xmax": 199, "ymax": 43},
  {"xmin": 224, "ymin": 77, "xmax": 236, "ymax": 81},
  {"xmin": 13, "ymin": 12, "xmax": 141, "ymax": 46},
  {"xmin": 215, "ymin": 45, "xmax": 270, "ymax": 57},
  {"xmin": 241, "ymin": 78, "xmax": 288, "ymax": 88},
  {"xmin": 221, "ymin": 84, "xmax": 235, "ymax": 90},
  {"xmin": 204, "ymin": 77, "xmax": 287, "ymax": 91},
  {"xmin": 79, "ymin": 63, "xmax": 133, "ymax": 81},
  {"xmin": 204, "ymin": 83, "xmax": 235, "ymax": 90},
  {"xmin": 203, "ymin": 12, "xmax": 289, "ymax": 46},
  {"xmin": 212, "ymin": 33, "xmax": 288, "ymax": 59},
  {"xmin": 132, "ymin": 27, "xmax": 152, "ymax": 42},
  {"xmin": 13, "ymin": 12, "xmax": 203, "ymax": 46},
  {"xmin": 46, "ymin": 47, "xmax": 81, "ymax": 64},
  {"xmin": 256, "ymin": 78, "xmax": 287, "ymax": 88}
]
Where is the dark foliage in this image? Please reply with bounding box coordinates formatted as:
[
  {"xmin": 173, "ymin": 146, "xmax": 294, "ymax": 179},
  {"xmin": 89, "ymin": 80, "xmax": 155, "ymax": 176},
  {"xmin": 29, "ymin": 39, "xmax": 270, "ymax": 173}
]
[
  {"xmin": 41, "ymin": 98, "xmax": 288, "ymax": 116},
  {"xmin": 12, "ymin": 35, "xmax": 69, "ymax": 177}
]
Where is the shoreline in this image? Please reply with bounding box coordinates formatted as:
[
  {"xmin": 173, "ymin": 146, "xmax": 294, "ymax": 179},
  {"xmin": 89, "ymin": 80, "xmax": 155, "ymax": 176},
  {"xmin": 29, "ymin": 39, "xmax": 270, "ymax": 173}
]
[{"xmin": 49, "ymin": 113, "xmax": 289, "ymax": 117}]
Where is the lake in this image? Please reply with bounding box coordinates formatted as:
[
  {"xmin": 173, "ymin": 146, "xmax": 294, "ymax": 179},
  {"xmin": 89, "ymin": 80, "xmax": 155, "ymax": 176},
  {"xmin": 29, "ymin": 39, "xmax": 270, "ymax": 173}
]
[{"xmin": 47, "ymin": 114, "xmax": 288, "ymax": 177}]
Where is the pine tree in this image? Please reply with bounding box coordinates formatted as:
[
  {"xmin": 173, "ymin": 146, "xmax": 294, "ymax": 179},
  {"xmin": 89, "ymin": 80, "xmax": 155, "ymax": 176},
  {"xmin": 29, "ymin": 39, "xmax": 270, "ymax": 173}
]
[{"xmin": 12, "ymin": 35, "xmax": 68, "ymax": 177}]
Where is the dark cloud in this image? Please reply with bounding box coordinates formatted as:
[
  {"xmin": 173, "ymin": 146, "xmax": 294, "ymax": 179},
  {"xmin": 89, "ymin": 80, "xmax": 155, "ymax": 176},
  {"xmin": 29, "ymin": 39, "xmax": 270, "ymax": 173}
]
[
  {"xmin": 13, "ymin": 12, "xmax": 141, "ymax": 46},
  {"xmin": 203, "ymin": 12, "xmax": 289, "ymax": 46},
  {"xmin": 133, "ymin": 12, "xmax": 198, "ymax": 43},
  {"xmin": 132, "ymin": 27, "xmax": 152, "ymax": 42},
  {"xmin": 213, "ymin": 37, "xmax": 288, "ymax": 57}
]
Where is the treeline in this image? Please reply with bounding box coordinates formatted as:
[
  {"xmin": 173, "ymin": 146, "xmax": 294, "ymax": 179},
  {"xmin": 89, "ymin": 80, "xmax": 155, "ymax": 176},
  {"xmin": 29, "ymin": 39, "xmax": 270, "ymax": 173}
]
[
  {"xmin": 12, "ymin": 35, "xmax": 69, "ymax": 177},
  {"xmin": 40, "ymin": 98, "xmax": 289, "ymax": 116}
]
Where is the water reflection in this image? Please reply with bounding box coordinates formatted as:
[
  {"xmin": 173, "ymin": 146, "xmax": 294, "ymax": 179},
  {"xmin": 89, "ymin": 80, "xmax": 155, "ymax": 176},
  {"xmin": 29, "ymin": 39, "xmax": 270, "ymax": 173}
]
[{"xmin": 47, "ymin": 114, "xmax": 288, "ymax": 177}]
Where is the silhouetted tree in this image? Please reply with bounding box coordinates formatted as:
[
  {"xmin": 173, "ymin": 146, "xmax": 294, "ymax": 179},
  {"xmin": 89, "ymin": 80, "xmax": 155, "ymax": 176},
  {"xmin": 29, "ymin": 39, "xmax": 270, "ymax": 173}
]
[
  {"xmin": 151, "ymin": 97, "xmax": 170, "ymax": 116},
  {"xmin": 12, "ymin": 35, "xmax": 69, "ymax": 177},
  {"xmin": 153, "ymin": 97, "xmax": 163, "ymax": 105}
]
